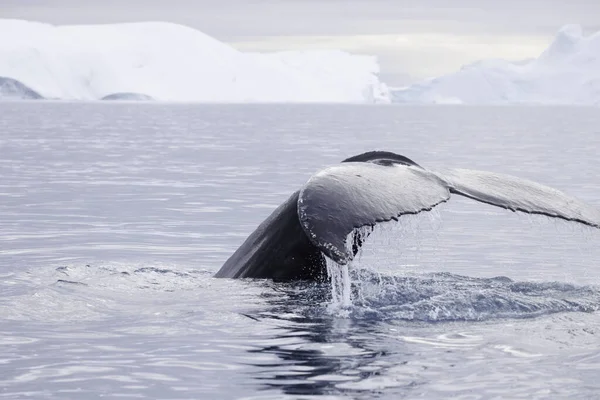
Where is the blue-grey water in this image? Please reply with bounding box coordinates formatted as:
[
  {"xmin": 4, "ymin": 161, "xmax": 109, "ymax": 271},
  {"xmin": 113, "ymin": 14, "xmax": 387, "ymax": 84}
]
[{"xmin": 1, "ymin": 103, "xmax": 600, "ymax": 399}]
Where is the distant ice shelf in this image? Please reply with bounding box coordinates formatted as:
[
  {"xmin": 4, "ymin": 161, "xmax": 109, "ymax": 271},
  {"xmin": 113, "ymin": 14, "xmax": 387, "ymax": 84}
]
[
  {"xmin": 392, "ymin": 24, "xmax": 600, "ymax": 105},
  {"xmin": 0, "ymin": 19, "xmax": 390, "ymax": 103}
]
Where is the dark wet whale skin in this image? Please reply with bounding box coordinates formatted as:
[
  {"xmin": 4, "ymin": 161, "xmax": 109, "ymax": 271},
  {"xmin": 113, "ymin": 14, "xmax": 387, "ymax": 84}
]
[
  {"xmin": 214, "ymin": 151, "xmax": 416, "ymax": 281},
  {"xmin": 213, "ymin": 190, "xmax": 327, "ymax": 281},
  {"xmin": 214, "ymin": 150, "xmax": 600, "ymax": 281}
]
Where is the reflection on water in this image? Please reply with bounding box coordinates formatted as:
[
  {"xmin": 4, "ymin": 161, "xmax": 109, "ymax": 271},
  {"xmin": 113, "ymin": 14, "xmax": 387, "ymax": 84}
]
[
  {"xmin": 243, "ymin": 271, "xmax": 600, "ymax": 398},
  {"xmin": 247, "ymin": 282, "xmax": 388, "ymax": 397}
]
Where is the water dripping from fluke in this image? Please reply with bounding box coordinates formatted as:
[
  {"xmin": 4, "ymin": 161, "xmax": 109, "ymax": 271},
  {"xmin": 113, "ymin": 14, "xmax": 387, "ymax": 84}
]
[
  {"xmin": 324, "ymin": 226, "xmax": 376, "ymax": 316},
  {"xmin": 325, "ymin": 257, "xmax": 352, "ymax": 315},
  {"xmin": 322, "ymin": 218, "xmax": 431, "ymax": 313},
  {"xmin": 318, "ymin": 222, "xmax": 600, "ymax": 322}
]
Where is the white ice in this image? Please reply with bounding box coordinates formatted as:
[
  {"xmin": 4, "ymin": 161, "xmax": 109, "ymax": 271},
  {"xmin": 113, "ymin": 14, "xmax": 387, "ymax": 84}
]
[
  {"xmin": 0, "ymin": 19, "xmax": 390, "ymax": 103},
  {"xmin": 392, "ymin": 25, "xmax": 600, "ymax": 105}
]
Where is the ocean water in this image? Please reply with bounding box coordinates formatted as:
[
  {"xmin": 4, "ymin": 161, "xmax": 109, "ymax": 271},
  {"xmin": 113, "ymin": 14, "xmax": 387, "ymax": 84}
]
[{"xmin": 1, "ymin": 102, "xmax": 599, "ymax": 399}]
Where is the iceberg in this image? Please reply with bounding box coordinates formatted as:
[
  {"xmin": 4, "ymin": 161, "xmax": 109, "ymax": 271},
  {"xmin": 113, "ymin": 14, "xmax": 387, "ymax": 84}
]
[
  {"xmin": 0, "ymin": 76, "xmax": 43, "ymax": 99},
  {"xmin": 0, "ymin": 19, "xmax": 389, "ymax": 103},
  {"xmin": 392, "ymin": 25, "xmax": 600, "ymax": 105}
]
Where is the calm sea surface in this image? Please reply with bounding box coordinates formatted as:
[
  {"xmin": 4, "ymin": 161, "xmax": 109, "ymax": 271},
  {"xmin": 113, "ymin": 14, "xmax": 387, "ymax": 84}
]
[{"xmin": 1, "ymin": 103, "xmax": 600, "ymax": 399}]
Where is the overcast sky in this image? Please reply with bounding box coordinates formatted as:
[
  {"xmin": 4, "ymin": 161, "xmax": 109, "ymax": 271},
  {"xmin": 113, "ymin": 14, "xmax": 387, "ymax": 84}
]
[{"xmin": 2, "ymin": 0, "xmax": 599, "ymax": 85}]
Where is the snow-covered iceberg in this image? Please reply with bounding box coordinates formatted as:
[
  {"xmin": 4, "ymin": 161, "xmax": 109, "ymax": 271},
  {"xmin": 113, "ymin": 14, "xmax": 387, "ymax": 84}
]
[
  {"xmin": 0, "ymin": 19, "xmax": 389, "ymax": 103},
  {"xmin": 392, "ymin": 25, "xmax": 600, "ymax": 105}
]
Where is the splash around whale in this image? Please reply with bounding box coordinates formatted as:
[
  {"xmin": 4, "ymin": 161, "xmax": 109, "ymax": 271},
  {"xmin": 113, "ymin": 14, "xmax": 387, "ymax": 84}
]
[{"xmin": 215, "ymin": 151, "xmax": 600, "ymax": 281}]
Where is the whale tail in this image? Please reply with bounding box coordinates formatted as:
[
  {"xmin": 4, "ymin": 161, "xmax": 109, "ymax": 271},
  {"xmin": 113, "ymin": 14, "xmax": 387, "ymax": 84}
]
[{"xmin": 216, "ymin": 151, "xmax": 600, "ymax": 280}]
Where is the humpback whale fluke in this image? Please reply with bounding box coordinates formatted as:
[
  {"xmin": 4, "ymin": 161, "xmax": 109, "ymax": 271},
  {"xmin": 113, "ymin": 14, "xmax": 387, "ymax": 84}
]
[{"xmin": 215, "ymin": 151, "xmax": 600, "ymax": 281}]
